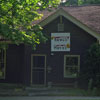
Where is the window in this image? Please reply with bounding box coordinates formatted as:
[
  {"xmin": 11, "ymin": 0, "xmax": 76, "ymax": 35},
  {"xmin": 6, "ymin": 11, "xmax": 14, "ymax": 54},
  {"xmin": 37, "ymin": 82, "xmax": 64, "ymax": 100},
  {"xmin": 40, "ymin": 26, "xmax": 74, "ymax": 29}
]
[
  {"xmin": 64, "ymin": 55, "xmax": 80, "ymax": 78},
  {"xmin": 58, "ymin": 23, "xmax": 64, "ymax": 31},
  {"xmin": 0, "ymin": 49, "xmax": 6, "ymax": 79}
]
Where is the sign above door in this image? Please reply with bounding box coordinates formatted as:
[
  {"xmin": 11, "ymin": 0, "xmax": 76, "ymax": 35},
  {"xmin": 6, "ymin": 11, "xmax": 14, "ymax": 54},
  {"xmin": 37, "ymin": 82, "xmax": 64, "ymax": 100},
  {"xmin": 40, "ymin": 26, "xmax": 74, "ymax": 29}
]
[{"xmin": 51, "ymin": 33, "xmax": 70, "ymax": 52}]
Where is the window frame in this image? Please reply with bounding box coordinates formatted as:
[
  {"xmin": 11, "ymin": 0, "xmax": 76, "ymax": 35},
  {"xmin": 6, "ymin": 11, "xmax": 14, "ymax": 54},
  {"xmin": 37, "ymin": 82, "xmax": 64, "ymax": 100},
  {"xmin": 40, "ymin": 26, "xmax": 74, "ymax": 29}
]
[
  {"xmin": 0, "ymin": 49, "xmax": 6, "ymax": 79},
  {"xmin": 64, "ymin": 55, "xmax": 80, "ymax": 78}
]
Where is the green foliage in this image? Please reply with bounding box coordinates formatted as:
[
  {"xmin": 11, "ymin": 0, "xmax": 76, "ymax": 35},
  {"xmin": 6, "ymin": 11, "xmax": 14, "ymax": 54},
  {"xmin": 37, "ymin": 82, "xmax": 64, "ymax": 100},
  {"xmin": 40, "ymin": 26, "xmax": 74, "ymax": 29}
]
[
  {"xmin": 0, "ymin": 43, "xmax": 8, "ymax": 50},
  {"xmin": 84, "ymin": 43, "xmax": 100, "ymax": 89},
  {"xmin": 62, "ymin": 0, "xmax": 100, "ymax": 6},
  {"xmin": 0, "ymin": 0, "xmax": 60, "ymax": 49},
  {"xmin": 82, "ymin": 0, "xmax": 100, "ymax": 5},
  {"xmin": 78, "ymin": 0, "xmax": 84, "ymax": 5},
  {"xmin": 64, "ymin": 0, "xmax": 78, "ymax": 6},
  {"xmin": 87, "ymin": 79, "xmax": 100, "ymax": 96}
]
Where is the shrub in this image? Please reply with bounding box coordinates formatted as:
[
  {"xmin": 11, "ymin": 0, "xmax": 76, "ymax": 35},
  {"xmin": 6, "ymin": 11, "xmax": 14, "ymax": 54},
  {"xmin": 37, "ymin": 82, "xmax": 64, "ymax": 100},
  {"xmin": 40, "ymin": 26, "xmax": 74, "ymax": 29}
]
[{"xmin": 84, "ymin": 43, "xmax": 100, "ymax": 89}]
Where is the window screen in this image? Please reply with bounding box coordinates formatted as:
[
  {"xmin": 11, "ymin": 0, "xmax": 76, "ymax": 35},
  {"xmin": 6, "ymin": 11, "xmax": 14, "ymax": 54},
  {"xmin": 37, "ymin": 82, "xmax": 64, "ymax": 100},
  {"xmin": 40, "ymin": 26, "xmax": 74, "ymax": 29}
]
[{"xmin": 64, "ymin": 55, "xmax": 80, "ymax": 78}]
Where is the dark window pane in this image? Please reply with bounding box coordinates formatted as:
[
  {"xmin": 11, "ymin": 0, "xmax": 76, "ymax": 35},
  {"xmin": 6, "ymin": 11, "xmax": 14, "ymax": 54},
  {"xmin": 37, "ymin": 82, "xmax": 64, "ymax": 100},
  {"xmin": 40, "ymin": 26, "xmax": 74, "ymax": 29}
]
[
  {"xmin": 33, "ymin": 56, "xmax": 45, "ymax": 68},
  {"xmin": 66, "ymin": 57, "xmax": 78, "ymax": 66}
]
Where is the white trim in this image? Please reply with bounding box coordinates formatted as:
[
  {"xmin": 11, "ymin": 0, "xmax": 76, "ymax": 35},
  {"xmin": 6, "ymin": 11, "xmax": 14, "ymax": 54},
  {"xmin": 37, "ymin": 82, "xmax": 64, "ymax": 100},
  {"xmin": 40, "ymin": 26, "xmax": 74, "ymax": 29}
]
[
  {"xmin": 64, "ymin": 55, "xmax": 80, "ymax": 78},
  {"xmin": 39, "ymin": 8, "xmax": 100, "ymax": 42},
  {"xmin": 0, "ymin": 49, "xmax": 6, "ymax": 79}
]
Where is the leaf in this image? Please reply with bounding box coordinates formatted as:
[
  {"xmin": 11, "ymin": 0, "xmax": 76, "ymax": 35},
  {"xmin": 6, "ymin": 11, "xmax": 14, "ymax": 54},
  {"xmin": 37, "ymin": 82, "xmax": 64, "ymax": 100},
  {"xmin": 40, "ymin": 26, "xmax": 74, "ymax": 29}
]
[{"xmin": 0, "ymin": 0, "xmax": 60, "ymax": 49}]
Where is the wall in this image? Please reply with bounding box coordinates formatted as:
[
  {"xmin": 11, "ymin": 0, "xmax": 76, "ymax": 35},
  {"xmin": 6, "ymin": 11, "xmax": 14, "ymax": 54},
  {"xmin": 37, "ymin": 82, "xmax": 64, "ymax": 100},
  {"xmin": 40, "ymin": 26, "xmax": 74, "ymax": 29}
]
[
  {"xmin": 0, "ymin": 15, "xmax": 97, "ymax": 86},
  {"xmin": 0, "ymin": 44, "xmax": 25, "ymax": 84},
  {"xmin": 30, "ymin": 16, "xmax": 97, "ymax": 86}
]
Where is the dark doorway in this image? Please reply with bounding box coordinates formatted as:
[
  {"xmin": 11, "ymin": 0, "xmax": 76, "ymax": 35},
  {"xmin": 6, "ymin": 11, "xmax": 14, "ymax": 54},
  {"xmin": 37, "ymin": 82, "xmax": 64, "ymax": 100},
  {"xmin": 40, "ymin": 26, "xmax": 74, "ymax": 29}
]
[{"xmin": 31, "ymin": 55, "xmax": 46, "ymax": 85}]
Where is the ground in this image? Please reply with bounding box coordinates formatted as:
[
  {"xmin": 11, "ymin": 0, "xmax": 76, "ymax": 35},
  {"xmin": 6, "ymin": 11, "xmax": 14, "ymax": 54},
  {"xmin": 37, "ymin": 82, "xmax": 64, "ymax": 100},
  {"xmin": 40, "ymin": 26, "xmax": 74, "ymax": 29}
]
[
  {"xmin": 0, "ymin": 83, "xmax": 100, "ymax": 99},
  {"xmin": 0, "ymin": 96, "xmax": 100, "ymax": 100}
]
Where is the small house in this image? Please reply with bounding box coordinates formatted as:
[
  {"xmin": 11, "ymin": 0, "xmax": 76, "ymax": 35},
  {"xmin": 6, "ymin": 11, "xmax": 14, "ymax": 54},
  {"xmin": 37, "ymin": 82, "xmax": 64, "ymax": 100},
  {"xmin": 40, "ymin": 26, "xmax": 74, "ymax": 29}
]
[{"xmin": 0, "ymin": 6, "xmax": 100, "ymax": 87}]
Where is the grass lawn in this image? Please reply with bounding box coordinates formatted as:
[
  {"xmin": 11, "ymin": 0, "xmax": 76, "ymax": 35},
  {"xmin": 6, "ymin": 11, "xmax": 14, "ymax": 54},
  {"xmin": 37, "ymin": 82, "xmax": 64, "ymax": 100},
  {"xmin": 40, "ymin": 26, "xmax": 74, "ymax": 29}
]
[
  {"xmin": 59, "ymin": 99, "xmax": 100, "ymax": 100},
  {"xmin": 59, "ymin": 98, "xmax": 100, "ymax": 100},
  {"xmin": 0, "ymin": 83, "xmax": 100, "ymax": 96}
]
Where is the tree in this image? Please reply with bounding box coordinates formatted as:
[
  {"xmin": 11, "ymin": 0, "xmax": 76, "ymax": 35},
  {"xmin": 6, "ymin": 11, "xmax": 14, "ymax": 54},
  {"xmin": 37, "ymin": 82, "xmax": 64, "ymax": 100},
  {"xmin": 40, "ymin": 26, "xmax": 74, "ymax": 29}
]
[
  {"xmin": 78, "ymin": 0, "xmax": 84, "ymax": 5},
  {"xmin": 63, "ymin": 0, "xmax": 78, "ymax": 6},
  {"xmin": 83, "ymin": 43, "xmax": 100, "ymax": 89},
  {"xmin": 0, "ymin": 0, "xmax": 60, "ymax": 49},
  {"xmin": 62, "ymin": 0, "xmax": 100, "ymax": 6},
  {"xmin": 82, "ymin": 0, "xmax": 100, "ymax": 4}
]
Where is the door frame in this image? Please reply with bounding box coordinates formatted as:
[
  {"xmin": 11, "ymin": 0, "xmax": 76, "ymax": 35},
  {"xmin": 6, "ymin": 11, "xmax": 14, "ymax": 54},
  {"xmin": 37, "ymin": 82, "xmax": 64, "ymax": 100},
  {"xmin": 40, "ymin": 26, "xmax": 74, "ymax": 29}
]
[{"xmin": 31, "ymin": 54, "xmax": 46, "ymax": 85}]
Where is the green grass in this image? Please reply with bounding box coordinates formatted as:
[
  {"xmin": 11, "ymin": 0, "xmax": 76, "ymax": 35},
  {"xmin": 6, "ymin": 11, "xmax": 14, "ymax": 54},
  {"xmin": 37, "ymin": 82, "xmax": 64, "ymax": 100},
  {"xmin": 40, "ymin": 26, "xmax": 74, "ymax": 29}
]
[
  {"xmin": 0, "ymin": 83, "xmax": 100, "ymax": 96},
  {"xmin": 59, "ymin": 99, "xmax": 100, "ymax": 100},
  {"xmin": 51, "ymin": 88, "xmax": 88, "ymax": 96},
  {"xmin": 0, "ymin": 83, "xmax": 25, "ymax": 89}
]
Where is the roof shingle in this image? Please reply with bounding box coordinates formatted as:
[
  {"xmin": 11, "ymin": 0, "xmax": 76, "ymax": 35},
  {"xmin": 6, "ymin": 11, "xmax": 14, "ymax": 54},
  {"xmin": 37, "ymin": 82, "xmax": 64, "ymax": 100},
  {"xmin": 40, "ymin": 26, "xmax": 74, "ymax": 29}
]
[{"xmin": 34, "ymin": 5, "xmax": 100, "ymax": 33}]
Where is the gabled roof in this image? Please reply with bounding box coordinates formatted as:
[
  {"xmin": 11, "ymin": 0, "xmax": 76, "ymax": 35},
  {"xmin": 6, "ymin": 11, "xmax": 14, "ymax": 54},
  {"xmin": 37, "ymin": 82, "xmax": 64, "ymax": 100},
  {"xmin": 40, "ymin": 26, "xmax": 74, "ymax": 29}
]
[
  {"xmin": 1, "ymin": 6, "xmax": 100, "ymax": 43},
  {"xmin": 33, "ymin": 6, "xmax": 100, "ymax": 43}
]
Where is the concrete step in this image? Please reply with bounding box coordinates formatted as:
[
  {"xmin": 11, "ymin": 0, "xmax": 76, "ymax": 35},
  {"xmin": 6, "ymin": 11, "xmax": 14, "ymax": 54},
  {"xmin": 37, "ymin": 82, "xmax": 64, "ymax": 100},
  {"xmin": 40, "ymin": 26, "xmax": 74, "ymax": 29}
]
[{"xmin": 25, "ymin": 86, "xmax": 73, "ymax": 92}]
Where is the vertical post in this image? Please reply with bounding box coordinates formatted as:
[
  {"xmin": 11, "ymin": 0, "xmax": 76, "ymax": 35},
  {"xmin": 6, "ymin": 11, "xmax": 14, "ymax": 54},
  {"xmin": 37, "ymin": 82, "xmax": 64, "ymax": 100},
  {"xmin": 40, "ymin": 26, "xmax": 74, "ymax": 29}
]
[{"xmin": 60, "ymin": 15, "xmax": 63, "ymax": 24}]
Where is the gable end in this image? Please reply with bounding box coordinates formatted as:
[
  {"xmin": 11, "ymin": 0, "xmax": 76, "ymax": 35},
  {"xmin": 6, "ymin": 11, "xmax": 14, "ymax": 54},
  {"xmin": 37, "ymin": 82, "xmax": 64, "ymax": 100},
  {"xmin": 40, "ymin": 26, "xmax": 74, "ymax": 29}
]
[{"xmin": 39, "ymin": 8, "xmax": 100, "ymax": 43}]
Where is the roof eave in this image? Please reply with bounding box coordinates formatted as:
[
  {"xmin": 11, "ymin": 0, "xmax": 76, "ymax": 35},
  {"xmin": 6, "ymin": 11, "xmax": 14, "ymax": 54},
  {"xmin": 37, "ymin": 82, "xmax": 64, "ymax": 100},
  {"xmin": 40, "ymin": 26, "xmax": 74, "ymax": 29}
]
[{"xmin": 39, "ymin": 8, "xmax": 100, "ymax": 43}]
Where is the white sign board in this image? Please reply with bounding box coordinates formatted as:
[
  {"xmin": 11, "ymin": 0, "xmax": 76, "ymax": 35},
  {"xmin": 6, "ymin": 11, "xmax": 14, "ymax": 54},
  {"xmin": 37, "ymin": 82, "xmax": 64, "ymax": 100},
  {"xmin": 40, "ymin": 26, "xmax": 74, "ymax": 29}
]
[{"xmin": 51, "ymin": 33, "xmax": 70, "ymax": 51}]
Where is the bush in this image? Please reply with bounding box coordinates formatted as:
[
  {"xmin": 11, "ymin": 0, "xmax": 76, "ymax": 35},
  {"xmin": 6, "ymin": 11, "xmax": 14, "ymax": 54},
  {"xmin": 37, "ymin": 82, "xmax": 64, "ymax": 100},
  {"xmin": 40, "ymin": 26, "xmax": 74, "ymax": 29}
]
[{"xmin": 84, "ymin": 43, "xmax": 100, "ymax": 90}]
